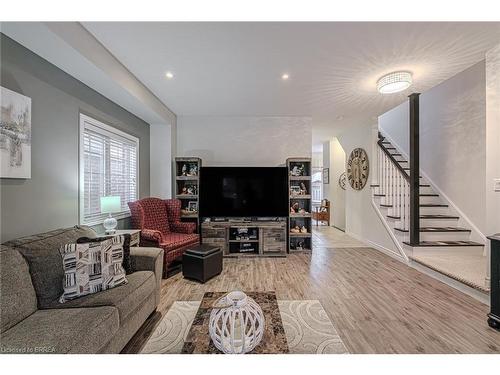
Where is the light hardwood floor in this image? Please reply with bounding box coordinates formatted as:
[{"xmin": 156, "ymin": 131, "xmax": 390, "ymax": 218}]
[{"xmin": 122, "ymin": 226, "xmax": 500, "ymax": 354}]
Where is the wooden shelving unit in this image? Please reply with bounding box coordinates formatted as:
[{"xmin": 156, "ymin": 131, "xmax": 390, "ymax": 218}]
[
  {"xmin": 175, "ymin": 157, "xmax": 202, "ymax": 230},
  {"xmin": 287, "ymin": 157, "xmax": 313, "ymax": 252}
]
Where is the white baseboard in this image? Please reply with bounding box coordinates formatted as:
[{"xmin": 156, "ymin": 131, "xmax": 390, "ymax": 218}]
[
  {"xmin": 410, "ymin": 260, "xmax": 490, "ymax": 305},
  {"xmin": 345, "ymin": 230, "xmax": 406, "ymax": 262}
]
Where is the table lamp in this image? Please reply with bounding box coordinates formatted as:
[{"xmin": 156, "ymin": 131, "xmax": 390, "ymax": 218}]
[{"xmin": 101, "ymin": 196, "xmax": 121, "ymax": 234}]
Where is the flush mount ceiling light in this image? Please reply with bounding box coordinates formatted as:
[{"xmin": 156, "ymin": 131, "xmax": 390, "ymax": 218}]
[
  {"xmin": 377, "ymin": 71, "xmax": 412, "ymax": 94},
  {"xmin": 281, "ymin": 73, "xmax": 289, "ymax": 80},
  {"xmin": 165, "ymin": 71, "xmax": 174, "ymax": 79}
]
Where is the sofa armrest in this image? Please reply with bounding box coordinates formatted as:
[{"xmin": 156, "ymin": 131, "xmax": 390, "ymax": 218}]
[
  {"xmin": 130, "ymin": 247, "xmax": 164, "ymax": 307},
  {"xmin": 170, "ymin": 222, "xmax": 196, "ymax": 234}
]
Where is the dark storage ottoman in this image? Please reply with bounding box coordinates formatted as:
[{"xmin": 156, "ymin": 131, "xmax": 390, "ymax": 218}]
[{"xmin": 182, "ymin": 244, "xmax": 222, "ymax": 283}]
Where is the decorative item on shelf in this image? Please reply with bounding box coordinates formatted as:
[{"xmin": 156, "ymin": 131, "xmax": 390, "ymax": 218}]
[
  {"xmin": 181, "ymin": 163, "xmax": 199, "ymax": 177},
  {"xmin": 209, "ymin": 291, "xmax": 265, "ymax": 354},
  {"xmin": 323, "ymin": 168, "xmax": 330, "ymax": 184},
  {"xmin": 297, "ymin": 240, "xmax": 305, "ymax": 250},
  {"xmin": 299, "ymin": 182, "xmax": 308, "ymax": 195},
  {"xmin": 347, "ymin": 148, "xmax": 369, "ymax": 191},
  {"xmin": 290, "ymin": 225, "xmax": 301, "ymax": 233},
  {"xmin": 188, "ymin": 201, "xmax": 198, "ymax": 212},
  {"xmin": 300, "ymin": 226, "xmax": 308, "ymax": 234},
  {"xmin": 290, "ymin": 185, "xmax": 301, "ymax": 196},
  {"xmin": 100, "ymin": 196, "xmax": 121, "ymax": 234},
  {"xmin": 299, "ymin": 208, "xmax": 308, "ymax": 214},
  {"xmin": 290, "ymin": 164, "xmax": 305, "ymax": 176},
  {"xmin": 339, "ymin": 172, "xmax": 346, "ymax": 190},
  {"xmin": 180, "ymin": 184, "xmax": 198, "ymax": 195},
  {"xmin": 290, "ymin": 202, "xmax": 299, "ymax": 213}
]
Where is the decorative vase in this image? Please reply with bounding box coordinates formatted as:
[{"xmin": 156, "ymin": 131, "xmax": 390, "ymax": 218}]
[{"xmin": 209, "ymin": 291, "xmax": 265, "ymax": 354}]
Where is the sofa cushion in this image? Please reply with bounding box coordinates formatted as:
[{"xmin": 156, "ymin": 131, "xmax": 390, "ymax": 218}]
[
  {"xmin": 0, "ymin": 306, "xmax": 119, "ymax": 354},
  {"xmin": 3, "ymin": 226, "xmax": 96, "ymax": 308},
  {"xmin": 46, "ymin": 271, "xmax": 155, "ymax": 322},
  {"xmin": 160, "ymin": 233, "xmax": 199, "ymax": 252},
  {"xmin": 59, "ymin": 236, "xmax": 128, "ymax": 303},
  {"xmin": 0, "ymin": 246, "xmax": 38, "ymax": 333}
]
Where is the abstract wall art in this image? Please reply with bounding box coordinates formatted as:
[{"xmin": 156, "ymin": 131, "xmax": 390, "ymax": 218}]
[{"xmin": 0, "ymin": 86, "xmax": 31, "ymax": 178}]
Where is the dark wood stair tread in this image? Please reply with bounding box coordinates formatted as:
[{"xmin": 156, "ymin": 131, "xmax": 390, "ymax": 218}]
[
  {"xmin": 420, "ymin": 214, "xmax": 459, "ymax": 219},
  {"xmin": 420, "ymin": 204, "xmax": 448, "ymax": 207},
  {"xmin": 403, "ymin": 240, "xmax": 483, "ymax": 247},
  {"xmin": 395, "ymin": 227, "xmax": 470, "ymax": 233},
  {"xmin": 375, "ymin": 193, "xmax": 439, "ymax": 197},
  {"xmin": 380, "ymin": 204, "xmax": 392, "ymax": 207}
]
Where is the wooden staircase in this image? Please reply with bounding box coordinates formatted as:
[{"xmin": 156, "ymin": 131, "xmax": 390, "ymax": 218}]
[{"xmin": 372, "ymin": 134, "xmax": 484, "ymax": 251}]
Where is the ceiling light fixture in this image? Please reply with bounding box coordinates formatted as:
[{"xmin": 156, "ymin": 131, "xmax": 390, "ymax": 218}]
[
  {"xmin": 377, "ymin": 71, "xmax": 412, "ymax": 94},
  {"xmin": 281, "ymin": 73, "xmax": 289, "ymax": 80},
  {"xmin": 165, "ymin": 71, "xmax": 174, "ymax": 79}
]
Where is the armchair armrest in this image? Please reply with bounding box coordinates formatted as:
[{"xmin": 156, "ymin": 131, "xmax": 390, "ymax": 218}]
[
  {"xmin": 130, "ymin": 247, "xmax": 164, "ymax": 307},
  {"xmin": 141, "ymin": 229, "xmax": 163, "ymax": 243},
  {"xmin": 170, "ymin": 222, "xmax": 197, "ymax": 234}
]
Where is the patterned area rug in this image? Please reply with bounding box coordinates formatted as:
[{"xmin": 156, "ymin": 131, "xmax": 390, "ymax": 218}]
[{"xmin": 141, "ymin": 298, "xmax": 348, "ymax": 354}]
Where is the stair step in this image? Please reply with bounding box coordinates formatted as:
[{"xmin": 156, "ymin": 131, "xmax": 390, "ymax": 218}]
[
  {"xmin": 403, "ymin": 240, "xmax": 483, "ymax": 247},
  {"xmin": 420, "ymin": 214, "xmax": 459, "ymax": 219},
  {"xmin": 374, "ymin": 193, "xmax": 439, "ymax": 197},
  {"xmin": 391, "ymin": 153, "xmax": 402, "ymax": 156},
  {"xmin": 380, "ymin": 204, "xmax": 392, "ymax": 207},
  {"xmin": 395, "ymin": 227, "xmax": 470, "ymax": 233},
  {"xmin": 420, "ymin": 204, "xmax": 448, "ymax": 207}
]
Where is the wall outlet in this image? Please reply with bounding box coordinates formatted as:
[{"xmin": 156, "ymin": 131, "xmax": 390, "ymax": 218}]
[{"xmin": 494, "ymin": 179, "xmax": 500, "ymax": 192}]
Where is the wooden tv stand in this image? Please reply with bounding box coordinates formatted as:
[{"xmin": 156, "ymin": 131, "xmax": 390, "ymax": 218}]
[{"xmin": 201, "ymin": 219, "xmax": 287, "ymax": 258}]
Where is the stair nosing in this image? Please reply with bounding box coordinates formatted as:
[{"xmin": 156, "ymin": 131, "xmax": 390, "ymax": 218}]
[{"xmin": 403, "ymin": 241, "xmax": 483, "ymax": 247}]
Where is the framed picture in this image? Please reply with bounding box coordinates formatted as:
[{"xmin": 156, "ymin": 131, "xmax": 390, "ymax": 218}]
[
  {"xmin": 188, "ymin": 201, "xmax": 198, "ymax": 212},
  {"xmin": 1, "ymin": 87, "xmax": 32, "ymax": 178},
  {"xmin": 290, "ymin": 186, "xmax": 301, "ymax": 195},
  {"xmin": 322, "ymin": 168, "xmax": 330, "ymax": 184}
]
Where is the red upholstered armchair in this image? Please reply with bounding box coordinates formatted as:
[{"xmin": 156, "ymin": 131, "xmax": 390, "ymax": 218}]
[{"xmin": 128, "ymin": 198, "xmax": 199, "ymax": 277}]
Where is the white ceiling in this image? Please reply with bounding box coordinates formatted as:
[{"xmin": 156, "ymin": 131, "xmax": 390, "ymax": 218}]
[
  {"xmin": 5, "ymin": 22, "xmax": 500, "ymax": 149},
  {"xmin": 82, "ymin": 22, "xmax": 500, "ymax": 147}
]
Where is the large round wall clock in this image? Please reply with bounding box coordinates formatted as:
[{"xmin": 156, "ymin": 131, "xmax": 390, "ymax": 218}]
[{"xmin": 346, "ymin": 148, "xmax": 369, "ymax": 190}]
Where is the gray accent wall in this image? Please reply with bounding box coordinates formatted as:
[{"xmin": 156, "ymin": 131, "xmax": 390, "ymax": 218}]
[{"xmin": 0, "ymin": 34, "xmax": 150, "ymax": 242}]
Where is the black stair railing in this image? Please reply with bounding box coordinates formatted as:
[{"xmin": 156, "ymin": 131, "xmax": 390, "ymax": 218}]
[{"xmin": 408, "ymin": 93, "xmax": 420, "ymax": 245}]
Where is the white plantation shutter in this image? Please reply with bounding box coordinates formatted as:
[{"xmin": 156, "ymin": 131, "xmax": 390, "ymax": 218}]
[{"xmin": 80, "ymin": 114, "xmax": 139, "ymax": 225}]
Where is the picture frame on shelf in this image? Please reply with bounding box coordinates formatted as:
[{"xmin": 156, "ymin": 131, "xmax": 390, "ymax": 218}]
[
  {"xmin": 188, "ymin": 201, "xmax": 198, "ymax": 212},
  {"xmin": 323, "ymin": 168, "xmax": 330, "ymax": 184},
  {"xmin": 290, "ymin": 186, "xmax": 301, "ymax": 196}
]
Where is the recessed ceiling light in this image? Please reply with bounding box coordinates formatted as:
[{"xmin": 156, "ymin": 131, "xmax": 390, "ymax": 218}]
[
  {"xmin": 377, "ymin": 71, "xmax": 412, "ymax": 94},
  {"xmin": 165, "ymin": 71, "xmax": 174, "ymax": 79},
  {"xmin": 281, "ymin": 73, "xmax": 289, "ymax": 80}
]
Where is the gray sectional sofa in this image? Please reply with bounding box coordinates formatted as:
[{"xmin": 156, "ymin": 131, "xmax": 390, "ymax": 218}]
[{"xmin": 0, "ymin": 226, "xmax": 163, "ymax": 354}]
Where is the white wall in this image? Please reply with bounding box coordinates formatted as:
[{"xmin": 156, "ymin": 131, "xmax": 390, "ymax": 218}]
[
  {"xmin": 379, "ymin": 61, "xmax": 487, "ymax": 234},
  {"xmin": 323, "ymin": 138, "xmax": 346, "ymax": 230},
  {"xmin": 177, "ymin": 116, "xmax": 312, "ymax": 166},
  {"xmin": 337, "ymin": 123, "xmax": 400, "ymax": 253},
  {"xmin": 150, "ymin": 123, "xmax": 172, "ymax": 198},
  {"xmin": 486, "ymin": 44, "xmax": 500, "ymax": 237}
]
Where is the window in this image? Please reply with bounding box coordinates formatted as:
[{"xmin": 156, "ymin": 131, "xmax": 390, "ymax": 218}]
[{"xmin": 79, "ymin": 114, "xmax": 139, "ymax": 225}]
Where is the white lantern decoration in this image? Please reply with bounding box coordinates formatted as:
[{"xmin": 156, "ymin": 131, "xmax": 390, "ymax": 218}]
[{"xmin": 209, "ymin": 291, "xmax": 265, "ymax": 354}]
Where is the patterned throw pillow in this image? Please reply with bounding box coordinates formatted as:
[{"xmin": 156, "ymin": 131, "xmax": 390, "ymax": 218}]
[
  {"xmin": 77, "ymin": 234, "xmax": 132, "ymax": 274},
  {"xmin": 59, "ymin": 236, "xmax": 128, "ymax": 303}
]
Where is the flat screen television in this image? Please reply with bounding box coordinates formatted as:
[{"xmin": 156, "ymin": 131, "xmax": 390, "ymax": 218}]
[{"xmin": 199, "ymin": 167, "xmax": 288, "ymax": 218}]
